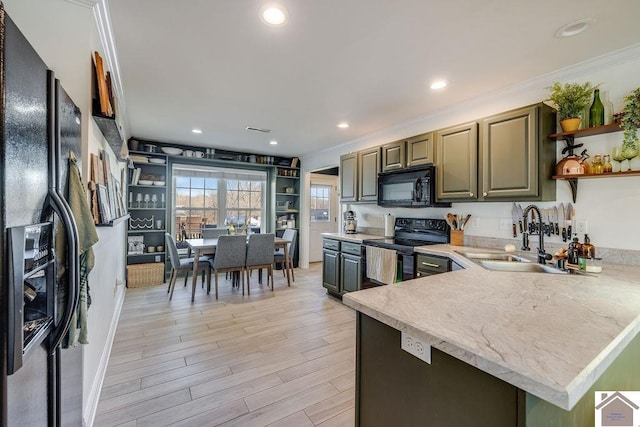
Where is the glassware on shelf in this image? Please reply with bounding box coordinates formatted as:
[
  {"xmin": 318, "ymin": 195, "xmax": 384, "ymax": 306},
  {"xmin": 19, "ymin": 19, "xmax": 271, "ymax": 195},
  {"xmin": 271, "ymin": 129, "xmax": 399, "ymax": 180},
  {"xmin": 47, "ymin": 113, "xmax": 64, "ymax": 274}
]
[
  {"xmin": 591, "ymin": 154, "xmax": 603, "ymax": 174},
  {"xmin": 151, "ymin": 194, "xmax": 158, "ymax": 208},
  {"xmin": 612, "ymin": 146, "xmax": 625, "ymax": 162},
  {"xmin": 135, "ymin": 193, "xmax": 143, "ymax": 208},
  {"xmin": 143, "ymin": 194, "xmax": 151, "ymax": 208},
  {"xmin": 602, "ymin": 154, "xmax": 612, "ymax": 173},
  {"xmin": 161, "ymin": 193, "xmax": 165, "ymax": 208},
  {"xmin": 621, "ymin": 140, "xmax": 639, "ymax": 160}
]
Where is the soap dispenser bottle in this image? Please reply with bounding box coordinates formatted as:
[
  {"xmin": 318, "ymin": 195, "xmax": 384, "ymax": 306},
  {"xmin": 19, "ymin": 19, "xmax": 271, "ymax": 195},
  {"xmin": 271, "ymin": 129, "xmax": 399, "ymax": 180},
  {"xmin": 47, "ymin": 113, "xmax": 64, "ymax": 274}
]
[
  {"xmin": 567, "ymin": 235, "xmax": 581, "ymax": 265},
  {"xmin": 582, "ymin": 234, "xmax": 596, "ymax": 259}
]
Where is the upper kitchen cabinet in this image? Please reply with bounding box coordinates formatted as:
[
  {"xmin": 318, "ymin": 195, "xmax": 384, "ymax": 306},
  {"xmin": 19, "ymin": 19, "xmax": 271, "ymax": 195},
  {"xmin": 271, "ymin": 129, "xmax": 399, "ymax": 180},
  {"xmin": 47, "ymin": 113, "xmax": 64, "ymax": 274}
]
[
  {"xmin": 406, "ymin": 132, "xmax": 434, "ymax": 168},
  {"xmin": 381, "ymin": 140, "xmax": 405, "ymax": 171},
  {"xmin": 381, "ymin": 132, "xmax": 434, "ymax": 172},
  {"xmin": 340, "ymin": 152, "xmax": 358, "ymax": 202},
  {"xmin": 436, "ymin": 122, "xmax": 479, "ymax": 201},
  {"xmin": 340, "ymin": 148, "xmax": 380, "ymax": 203},
  {"xmin": 480, "ymin": 103, "xmax": 556, "ymax": 201},
  {"xmin": 358, "ymin": 147, "xmax": 380, "ymax": 201}
]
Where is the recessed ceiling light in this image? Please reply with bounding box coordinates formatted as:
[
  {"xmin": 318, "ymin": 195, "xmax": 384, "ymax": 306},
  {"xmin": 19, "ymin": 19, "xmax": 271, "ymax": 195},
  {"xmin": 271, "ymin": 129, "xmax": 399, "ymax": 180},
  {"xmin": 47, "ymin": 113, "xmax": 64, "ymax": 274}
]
[
  {"xmin": 555, "ymin": 18, "xmax": 594, "ymax": 38},
  {"xmin": 269, "ymin": 140, "xmax": 278, "ymax": 145},
  {"xmin": 337, "ymin": 122, "xmax": 349, "ymax": 129},
  {"xmin": 192, "ymin": 128, "xmax": 203, "ymax": 134},
  {"xmin": 260, "ymin": 5, "xmax": 287, "ymax": 26},
  {"xmin": 430, "ymin": 80, "xmax": 447, "ymax": 90}
]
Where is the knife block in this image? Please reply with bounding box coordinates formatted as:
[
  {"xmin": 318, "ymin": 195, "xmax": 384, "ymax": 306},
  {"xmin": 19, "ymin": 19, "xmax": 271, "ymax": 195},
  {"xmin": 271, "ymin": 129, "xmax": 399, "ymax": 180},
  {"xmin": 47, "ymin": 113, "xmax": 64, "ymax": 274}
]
[{"xmin": 450, "ymin": 230, "xmax": 464, "ymax": 246}]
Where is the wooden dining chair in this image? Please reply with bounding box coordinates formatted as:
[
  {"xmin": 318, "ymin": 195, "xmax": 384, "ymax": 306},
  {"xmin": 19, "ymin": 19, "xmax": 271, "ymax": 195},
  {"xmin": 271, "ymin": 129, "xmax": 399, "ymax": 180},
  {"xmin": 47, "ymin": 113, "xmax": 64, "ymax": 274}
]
[
  {"xmin": 245, "ymin": 233, "xmax": 275, "ymax": 295},
  {"xmin": 165, "ymin": 233, "xmax": 211, "ymax": 302},
  {"xmin": 274, "ymin": 228, "xmax": 297, "ymax": 283},
  {"xmin": 208, "ymin": 235, "xmax": 247, "ymax": 299}
]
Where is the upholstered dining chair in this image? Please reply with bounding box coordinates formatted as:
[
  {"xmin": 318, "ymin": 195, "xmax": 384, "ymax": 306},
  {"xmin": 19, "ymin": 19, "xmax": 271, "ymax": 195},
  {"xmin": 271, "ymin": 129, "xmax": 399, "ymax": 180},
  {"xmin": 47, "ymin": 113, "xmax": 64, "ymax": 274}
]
[
  {"xmin": 202, "ymin": 227, "xmax": 228, "ymax": 239},
  {"xmin": 274, "ymin": 228, "xmax": 297, "ymax": 283},
  {"xmin": 208, "ymin": 235, "xmax": 247, "ymax": 299},
  {"xmin": 245, "ymin": 233, "xmax": 275, "ymax": 295},
  {"xmin": 165, "ymin": 233, "xmax": 211, "ymax": 302}
]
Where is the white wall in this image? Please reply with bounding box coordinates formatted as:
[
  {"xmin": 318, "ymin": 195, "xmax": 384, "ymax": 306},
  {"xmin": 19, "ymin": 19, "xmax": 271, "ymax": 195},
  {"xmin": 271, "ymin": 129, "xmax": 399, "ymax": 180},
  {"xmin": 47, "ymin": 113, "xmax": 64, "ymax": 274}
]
[
  {"xmin": 4, "ymin": 1, "xmax": 127, "ymax": 425},
  {"xmin": 300, "ymin": 45, "xmax": 640, "ymax": 266}
]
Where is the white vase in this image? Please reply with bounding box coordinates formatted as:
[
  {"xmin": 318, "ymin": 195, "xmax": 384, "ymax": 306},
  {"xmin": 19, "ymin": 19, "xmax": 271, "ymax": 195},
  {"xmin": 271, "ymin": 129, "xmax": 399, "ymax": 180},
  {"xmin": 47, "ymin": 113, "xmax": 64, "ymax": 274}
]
[
  {"xmin": 611, "ymin": 161, "xmax": 621, "ymax": 173},
  {"xmin": 630, "ymin": 156, "xmax": 640, "ymax": 171}
]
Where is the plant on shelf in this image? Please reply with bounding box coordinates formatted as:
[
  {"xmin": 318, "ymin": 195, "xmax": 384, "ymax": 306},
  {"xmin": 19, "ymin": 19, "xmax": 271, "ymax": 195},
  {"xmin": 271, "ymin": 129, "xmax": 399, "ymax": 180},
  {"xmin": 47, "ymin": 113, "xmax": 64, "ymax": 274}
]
[
  {"xmin": 546, "ymin": 81, "xmax": 599, "ymax": 132},
  {"xmin": 620, "ymin": 87, "xmax": 640, "ymax": 159}
]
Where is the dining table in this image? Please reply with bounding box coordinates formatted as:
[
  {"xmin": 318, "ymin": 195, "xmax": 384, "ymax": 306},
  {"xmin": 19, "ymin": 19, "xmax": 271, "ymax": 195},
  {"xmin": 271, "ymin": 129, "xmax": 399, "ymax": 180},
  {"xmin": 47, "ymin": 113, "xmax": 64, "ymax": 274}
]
[{"xmin": 185, "ymin": 235, "xmax": 293, "ymax": 291}]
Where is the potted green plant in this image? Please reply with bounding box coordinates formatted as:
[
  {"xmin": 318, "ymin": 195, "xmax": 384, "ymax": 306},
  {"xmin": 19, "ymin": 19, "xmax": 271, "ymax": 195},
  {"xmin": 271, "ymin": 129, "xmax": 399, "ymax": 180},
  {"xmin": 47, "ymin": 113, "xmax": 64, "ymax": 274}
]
[
  {"xmin": 546, "ymin": 81, "xmax": 598, "ymax": 132},
  {"xmin": 620, "ymin": 87, "xmax": 640, "ymax": 159}
]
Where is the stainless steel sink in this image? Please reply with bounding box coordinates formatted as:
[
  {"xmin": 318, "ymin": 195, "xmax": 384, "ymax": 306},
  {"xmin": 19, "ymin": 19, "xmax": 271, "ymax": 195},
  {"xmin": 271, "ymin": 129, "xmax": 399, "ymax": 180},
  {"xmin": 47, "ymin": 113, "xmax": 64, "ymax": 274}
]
[
  {"xmin": 454, "ymin": 251, "xmax": 529, "ymax": 262},
  {"xmin": 478, "ymin": 260, "xmax": 566, "ymax": 274}
]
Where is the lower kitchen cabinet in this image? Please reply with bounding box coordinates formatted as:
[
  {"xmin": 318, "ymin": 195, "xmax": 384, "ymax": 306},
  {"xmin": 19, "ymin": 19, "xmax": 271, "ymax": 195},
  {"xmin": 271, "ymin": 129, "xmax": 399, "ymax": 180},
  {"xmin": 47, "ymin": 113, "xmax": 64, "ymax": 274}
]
[
  {"xmin": 340, "ymin": 248, "xmax": 362, "ymax": 293},
  {"xmin": 322, "ymin": 248, "xmax": 340, "ymax": 294},
  {"xmin": 356, "ymin": 313, "xmax": 524, "ymax": 427},
  {"xmin": 322, "ymin": 238, "xmax": 363, "ymax": 296}
]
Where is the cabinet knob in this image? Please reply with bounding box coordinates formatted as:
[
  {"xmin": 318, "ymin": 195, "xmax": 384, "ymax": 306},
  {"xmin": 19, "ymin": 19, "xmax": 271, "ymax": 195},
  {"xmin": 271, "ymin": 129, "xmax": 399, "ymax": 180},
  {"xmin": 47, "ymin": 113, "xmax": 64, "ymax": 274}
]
[
  {"xmin": 469, "ymin": 192, "xmax": 474, "ymax": 197},
  {"xmin": 417, "ymin": 272, "xmax": 421, "ymax": 277},
  {"xmin": 483, "ymin": 192, "xmax": 488, "ymax": 197}
]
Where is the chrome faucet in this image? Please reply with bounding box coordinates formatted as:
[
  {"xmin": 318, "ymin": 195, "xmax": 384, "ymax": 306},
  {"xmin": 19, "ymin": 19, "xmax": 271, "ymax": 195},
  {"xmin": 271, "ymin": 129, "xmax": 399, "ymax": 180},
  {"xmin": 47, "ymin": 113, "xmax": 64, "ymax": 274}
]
[{"xmin": 521, "ymin": 205, "xmax": 552, "ymax": 264}]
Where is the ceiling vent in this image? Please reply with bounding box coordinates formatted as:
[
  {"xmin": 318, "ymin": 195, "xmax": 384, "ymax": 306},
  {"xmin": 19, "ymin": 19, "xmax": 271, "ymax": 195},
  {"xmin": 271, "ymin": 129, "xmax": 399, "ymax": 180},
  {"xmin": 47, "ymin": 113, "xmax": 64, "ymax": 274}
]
[{"xmin": 246, "ymin": 126, "xmax": 271, "ymax": 133}]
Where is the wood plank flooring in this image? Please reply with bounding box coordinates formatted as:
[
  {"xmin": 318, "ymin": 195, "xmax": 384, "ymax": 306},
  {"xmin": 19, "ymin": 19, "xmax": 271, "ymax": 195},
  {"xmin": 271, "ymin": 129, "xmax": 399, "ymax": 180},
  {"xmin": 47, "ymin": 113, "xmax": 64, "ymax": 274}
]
[{"xmin": 95, "ymin": 263, "xmax": 356, "ymax": 426}]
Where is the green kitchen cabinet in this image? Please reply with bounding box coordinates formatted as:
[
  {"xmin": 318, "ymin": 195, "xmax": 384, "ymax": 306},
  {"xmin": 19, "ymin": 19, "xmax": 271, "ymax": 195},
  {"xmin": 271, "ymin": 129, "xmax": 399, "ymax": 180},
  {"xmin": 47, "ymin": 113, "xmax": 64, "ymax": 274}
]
[
  {"xmin": 381, "ymin": 140, "xmax": 405, "ymax": 171},
  {"xmin": 406, "ymin": 132, "xmax": 434, "ymax": 168},
  {"xmin": 435, "ymin": 122, "xmax": 479, "ymax": 201},
  {"xmin": 340, "ymin": 152, "xmax": 358, "ymax": 202},
  {"xmin": 358, "ymin": 147, "xmax": 380, "ymax": 202},
  {"xmin": 322, "ymin": 239, "xmax": 340, "ymax": 294},
  {"xmin": 381, "ymin": 132, "xmax": 434, "ymax": 172},
  {"xmin": 480, "ymin": 103, "xmax": 556, "ymax": 201}
]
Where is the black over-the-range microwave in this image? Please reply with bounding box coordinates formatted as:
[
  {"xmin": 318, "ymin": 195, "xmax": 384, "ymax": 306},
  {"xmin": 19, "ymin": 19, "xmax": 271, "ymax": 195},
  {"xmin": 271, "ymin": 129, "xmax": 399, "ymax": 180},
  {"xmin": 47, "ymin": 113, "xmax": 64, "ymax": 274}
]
[{"xmin": 377, "ymin": 165, "xmax": 451, "ymax": 208}]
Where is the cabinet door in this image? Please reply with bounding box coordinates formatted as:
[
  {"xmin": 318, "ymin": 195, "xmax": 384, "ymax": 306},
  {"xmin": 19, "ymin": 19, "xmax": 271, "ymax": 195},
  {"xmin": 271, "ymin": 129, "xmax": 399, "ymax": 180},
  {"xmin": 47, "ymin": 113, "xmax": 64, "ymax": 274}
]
[
  {"xmin": 340, "ymin": 153, "xmax": 358, "ymax": 202},
  {"xmin": 381, "ymin": 140, "xmax": 405, "ymax": 171},
  {"xmin": 322, "ymin": 250, "xmax": 340, "ymax": 293},
  {"xmin": 436, "ymin": 122, "xmax": 478, "ymax": 201},
  {"xmin": 358, "ymin": 147, "xmax": 380, "ymax": 202},
  {"xmin": 481, "ymin": 106, "xmax": 538, "ymax": 199},
  {"xmin": 406, "ymin": 132, "xmax": 434, "ymax": 168},
  {"xmin": 340, "ymin": 253, "xmax": 362, "ymax": 293}
]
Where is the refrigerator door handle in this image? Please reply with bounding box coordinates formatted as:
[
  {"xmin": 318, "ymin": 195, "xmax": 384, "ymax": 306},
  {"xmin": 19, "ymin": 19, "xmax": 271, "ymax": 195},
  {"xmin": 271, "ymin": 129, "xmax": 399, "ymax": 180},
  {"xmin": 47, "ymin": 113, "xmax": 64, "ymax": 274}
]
[{"xmin": 46, "ymin": 189, "xmax": 80, "ymax": 353}]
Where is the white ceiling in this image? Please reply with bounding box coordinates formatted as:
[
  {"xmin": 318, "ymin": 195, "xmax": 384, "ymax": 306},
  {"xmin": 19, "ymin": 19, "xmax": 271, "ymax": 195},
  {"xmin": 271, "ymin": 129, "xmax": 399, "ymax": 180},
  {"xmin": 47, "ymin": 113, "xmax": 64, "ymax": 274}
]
[{"xmin": 107, "ymin": 0, "xmax": 640, "ymax": 157}]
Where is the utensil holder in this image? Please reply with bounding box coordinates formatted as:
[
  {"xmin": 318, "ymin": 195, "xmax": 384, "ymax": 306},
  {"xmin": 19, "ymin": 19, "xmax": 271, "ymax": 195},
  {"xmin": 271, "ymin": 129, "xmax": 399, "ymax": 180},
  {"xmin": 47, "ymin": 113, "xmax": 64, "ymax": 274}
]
[{"xmin": 450, "ymin": 230, "xmax": 464, "ymax": 246}]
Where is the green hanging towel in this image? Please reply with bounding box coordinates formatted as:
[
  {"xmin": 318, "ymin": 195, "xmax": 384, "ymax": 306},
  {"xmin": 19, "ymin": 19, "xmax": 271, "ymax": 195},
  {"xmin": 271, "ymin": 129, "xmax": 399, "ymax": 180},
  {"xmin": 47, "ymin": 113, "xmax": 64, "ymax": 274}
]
[{"xmin": 65, "ymin": 152, "xmax": 99, "ymax": 346}]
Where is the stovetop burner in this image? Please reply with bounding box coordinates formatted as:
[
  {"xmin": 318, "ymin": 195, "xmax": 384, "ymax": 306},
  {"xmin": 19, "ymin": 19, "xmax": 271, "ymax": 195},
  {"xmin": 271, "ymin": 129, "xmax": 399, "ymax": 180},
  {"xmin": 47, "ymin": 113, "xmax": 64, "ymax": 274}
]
[{"xmin": 363, "ymin": 217, "xmax": 450, "ymax": 254}]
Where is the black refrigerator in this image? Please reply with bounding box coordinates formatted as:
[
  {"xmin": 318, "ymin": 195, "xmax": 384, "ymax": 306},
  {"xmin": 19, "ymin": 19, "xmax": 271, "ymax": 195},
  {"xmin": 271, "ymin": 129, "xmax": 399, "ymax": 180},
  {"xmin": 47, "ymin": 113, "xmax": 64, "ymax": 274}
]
[{"xmin": 0, "ymin": 6, "xmax": 83, "ymax": 426}]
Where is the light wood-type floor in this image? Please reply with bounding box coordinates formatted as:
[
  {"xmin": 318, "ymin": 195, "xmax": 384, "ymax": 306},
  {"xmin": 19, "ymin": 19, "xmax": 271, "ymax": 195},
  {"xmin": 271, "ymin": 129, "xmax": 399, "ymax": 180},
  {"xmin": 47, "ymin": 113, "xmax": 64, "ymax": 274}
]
[{"xmin": 95, "ymin": 263, "xmax": 356, "ymax": 426}]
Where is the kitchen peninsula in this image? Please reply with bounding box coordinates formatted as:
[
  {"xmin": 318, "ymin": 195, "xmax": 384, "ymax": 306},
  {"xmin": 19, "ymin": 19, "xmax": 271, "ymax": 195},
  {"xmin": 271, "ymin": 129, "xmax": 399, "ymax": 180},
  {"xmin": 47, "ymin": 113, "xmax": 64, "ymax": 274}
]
[{"xmin": 343, "ymin": 245, "xmax": 640, "ymax": 426}]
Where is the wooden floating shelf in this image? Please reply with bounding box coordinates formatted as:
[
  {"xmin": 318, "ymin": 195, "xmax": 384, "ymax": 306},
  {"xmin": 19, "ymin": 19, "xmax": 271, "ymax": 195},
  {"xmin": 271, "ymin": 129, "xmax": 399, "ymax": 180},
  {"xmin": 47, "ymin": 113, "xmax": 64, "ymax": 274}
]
[
  {"xmin": 552, "ymin": 170, "xmax": 640, "ymax": 180},
  {"xmin": 550, "ymin": 123, "xmax": 622, "ymax": 140}
]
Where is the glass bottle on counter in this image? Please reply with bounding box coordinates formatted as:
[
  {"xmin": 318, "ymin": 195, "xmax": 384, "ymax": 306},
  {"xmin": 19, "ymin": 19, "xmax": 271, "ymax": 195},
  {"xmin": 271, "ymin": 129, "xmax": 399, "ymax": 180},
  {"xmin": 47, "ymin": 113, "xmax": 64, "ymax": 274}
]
[
  {"xmin": 602, "ymin": 154, "xmax": 613, "ymax": 173},
  {"xmin": 581, "ymin": 234, "xmax": 596, "ymax": 259},
  {"xmin": 592, "ymin": 154, "xmax": 603, "ymax": 174}
]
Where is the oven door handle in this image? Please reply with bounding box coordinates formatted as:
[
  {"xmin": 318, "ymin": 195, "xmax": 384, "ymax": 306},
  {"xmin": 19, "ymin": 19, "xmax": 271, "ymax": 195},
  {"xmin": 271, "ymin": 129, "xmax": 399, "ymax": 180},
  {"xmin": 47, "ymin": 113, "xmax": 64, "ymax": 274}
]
[{"xmin": 420, "ymin": 261, "xmax": 441, "ymax": 268}]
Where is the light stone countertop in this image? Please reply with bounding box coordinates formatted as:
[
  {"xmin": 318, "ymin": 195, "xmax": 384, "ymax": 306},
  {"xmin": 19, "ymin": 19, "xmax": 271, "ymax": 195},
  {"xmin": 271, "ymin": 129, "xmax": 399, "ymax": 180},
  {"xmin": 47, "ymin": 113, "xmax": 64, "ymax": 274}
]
[
  {"xmin": 321, "ymin": 232, "xmax": 384, "ymax": 244},
  {"xmin": 342, "ymin": 243, "xmax": 640, "ymax": 411}
]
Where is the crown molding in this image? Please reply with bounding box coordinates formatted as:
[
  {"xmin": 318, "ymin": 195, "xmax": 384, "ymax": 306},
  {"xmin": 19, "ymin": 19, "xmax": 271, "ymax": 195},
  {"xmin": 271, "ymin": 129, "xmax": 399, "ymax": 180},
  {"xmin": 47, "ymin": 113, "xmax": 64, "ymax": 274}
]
[{"xmin": 63, "ymin": 0, "xmax": 98, "ymax": 8}]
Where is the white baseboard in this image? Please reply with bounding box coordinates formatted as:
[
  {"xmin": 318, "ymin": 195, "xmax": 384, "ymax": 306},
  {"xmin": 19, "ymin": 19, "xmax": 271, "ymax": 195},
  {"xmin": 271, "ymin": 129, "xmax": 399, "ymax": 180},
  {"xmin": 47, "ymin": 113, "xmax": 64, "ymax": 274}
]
[{"xmin": 83, "ymin": 284, "xmax": 126, "ymax": 427}]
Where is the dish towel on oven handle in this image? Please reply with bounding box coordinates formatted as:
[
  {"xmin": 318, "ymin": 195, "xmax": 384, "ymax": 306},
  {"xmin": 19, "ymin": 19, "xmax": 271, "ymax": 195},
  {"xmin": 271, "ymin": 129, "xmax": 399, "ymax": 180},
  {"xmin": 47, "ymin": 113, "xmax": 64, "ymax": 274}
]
[{"xmin": 366, "ymin": 246, "xmax": 397, "ymax": 285}]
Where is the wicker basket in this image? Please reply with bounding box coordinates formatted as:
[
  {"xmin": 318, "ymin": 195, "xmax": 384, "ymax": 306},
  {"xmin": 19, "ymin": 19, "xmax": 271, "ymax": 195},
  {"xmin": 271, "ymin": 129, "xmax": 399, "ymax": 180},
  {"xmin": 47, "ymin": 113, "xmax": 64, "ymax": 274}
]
[{"xmin": 127, "ymin": 263, "xmax": 165, "ymax": 287}]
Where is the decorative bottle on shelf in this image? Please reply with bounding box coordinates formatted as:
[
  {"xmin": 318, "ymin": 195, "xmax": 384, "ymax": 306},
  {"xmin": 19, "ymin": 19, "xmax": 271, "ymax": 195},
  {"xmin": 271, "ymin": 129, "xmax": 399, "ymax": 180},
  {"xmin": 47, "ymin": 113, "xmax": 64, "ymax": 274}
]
[
  {"xmin": 602, "ymin": 154, "xmax": 612, "ymax": 173},
  {"xmin": 592, "ymin": 154, "xmax": 603, "ymax": 174},
  {"xmin": 588, "ymin": 89, "xmax": 604, "ymax": 127}
]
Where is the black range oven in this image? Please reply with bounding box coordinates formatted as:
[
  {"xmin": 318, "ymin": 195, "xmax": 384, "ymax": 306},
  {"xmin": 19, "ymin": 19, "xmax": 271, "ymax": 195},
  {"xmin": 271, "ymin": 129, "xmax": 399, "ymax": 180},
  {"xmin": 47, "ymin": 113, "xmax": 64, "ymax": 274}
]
[{"xmin": 362, "ymin": 217, "xmax": 450, "ymax": 287}]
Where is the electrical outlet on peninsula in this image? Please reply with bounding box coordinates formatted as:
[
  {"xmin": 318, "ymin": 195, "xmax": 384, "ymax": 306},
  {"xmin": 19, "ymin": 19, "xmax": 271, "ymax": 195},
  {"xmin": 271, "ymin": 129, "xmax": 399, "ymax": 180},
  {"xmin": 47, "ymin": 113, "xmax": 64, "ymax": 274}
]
[{"xmin": 401, "ymin": 332, "xmax": 431, "ymax": 364}]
